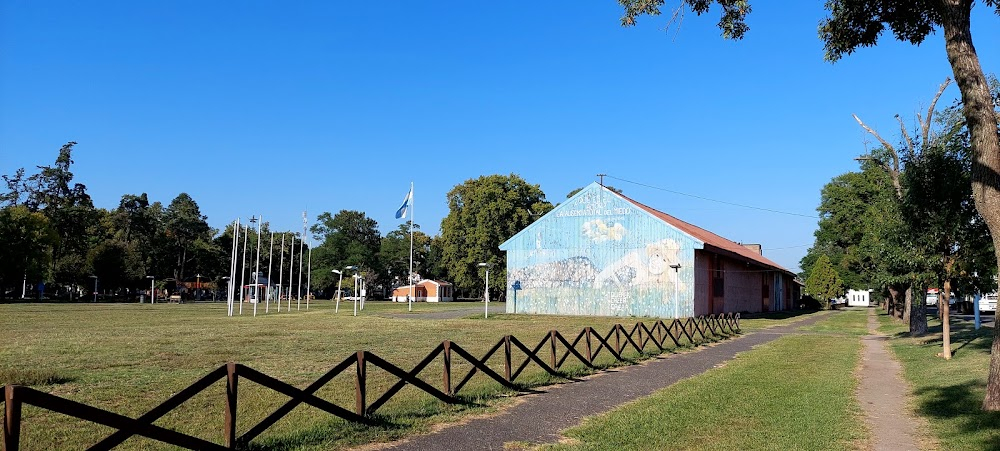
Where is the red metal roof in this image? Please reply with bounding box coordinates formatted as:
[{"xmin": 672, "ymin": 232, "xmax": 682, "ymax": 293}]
[{"xmin": 617, "ymin": 191, "xmax": 795, "ymax": 276}]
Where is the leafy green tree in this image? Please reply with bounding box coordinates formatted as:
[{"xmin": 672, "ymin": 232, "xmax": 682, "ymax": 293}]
[
  {"xmin": 0, "ymin": 205, "xmax": 58, "ymax": 299},
  {"xmin": 163, "ymin": 193, "xmax": 212, "ymax": 282},
  {"xmin": 380, "ymin": 223, "xmax": 431, "ymax": 286},
  {"xmin": 439, "ymin": 174, "xmax": 553, "ymax": 298},
  {"xmin": 19, "ymin": 142, "xmax": 100, "ymax": 294},
  {"xmin": 805, "ymin": 255, "xmax": 844, "ymax": 306},
  {"xmin": 614, "ymin": 0, "xmax": 1000, "ymax": 410},
  {"xmin": 311, "ymin": 210, "xmax": 381, "ymax": 292}
]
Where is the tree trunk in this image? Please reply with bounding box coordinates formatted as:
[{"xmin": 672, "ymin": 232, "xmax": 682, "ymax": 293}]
[
  {"xmin": 909, "ymin": 285, "xmax": 928, "ymax": 336},
  {"xmin": 887, "ymin": 285, "xmax": 899, "ymax": 318},
  {"xmin": 941, "ymin": 278, "xmax": 953, "ymax": 360},
  {"xmin": 903, "ymin": 285, "xmax": 912, "ymax": 324},
  {"xmin": 939, "ymin": 0, "xmax": 1000, "ymax": 409}
]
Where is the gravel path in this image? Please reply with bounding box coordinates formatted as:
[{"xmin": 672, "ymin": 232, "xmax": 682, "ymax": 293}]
[
  {"xmin": 379, "ymin": 312, "xmax": 831, "ymax": 450},
  {"xmin": 858, "ymin": 310, "xmax": 923, "ymax": 451}
]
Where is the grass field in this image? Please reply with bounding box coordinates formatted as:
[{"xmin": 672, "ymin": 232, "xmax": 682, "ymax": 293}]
[
  {"xmin": 878, "ymin": 311, "xmax": 1000, "ymax": 450},
  {"xmin": 0, "ymin": 300, "xmax": 749, "ymax": 450},
  {"xmin": 549, "ymin": 309, "xmax": 868, "ymax": 451}
]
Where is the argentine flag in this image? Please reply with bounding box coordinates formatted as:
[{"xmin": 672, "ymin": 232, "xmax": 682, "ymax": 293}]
[{"xmin": 395, "ymin": 186, "xmax": 412, "ymax": 219}]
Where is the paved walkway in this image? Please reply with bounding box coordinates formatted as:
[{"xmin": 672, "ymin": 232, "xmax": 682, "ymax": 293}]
[
  {"xmin": 858, "ymin": 310, "xmax": 922, "ymax": 451},
  {"xmin": 379, "ymin": 312, "xmax": 831, "ymax": 451},
  {"xmin": 380, "ymin": 304, "xmax": 505, "ymax": 320}
]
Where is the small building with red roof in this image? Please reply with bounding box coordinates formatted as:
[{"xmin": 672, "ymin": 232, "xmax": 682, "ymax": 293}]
[
  {"xmin": 499, "ymin": 182, "xmax": 799, "ymax": 318},
  {"xmin": 391, "ymin": 279, "xmax": 454, "ymax": 303}
]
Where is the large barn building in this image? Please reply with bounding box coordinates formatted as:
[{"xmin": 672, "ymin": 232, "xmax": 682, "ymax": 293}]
[{"xmin": 499, "ymin": 183, "xmax": 799, "ymax": 318}]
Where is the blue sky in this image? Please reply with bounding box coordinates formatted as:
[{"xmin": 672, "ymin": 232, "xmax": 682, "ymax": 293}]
[{"xmin": 2, "ymin": 1, "xmax": 998, "ymax": 273}]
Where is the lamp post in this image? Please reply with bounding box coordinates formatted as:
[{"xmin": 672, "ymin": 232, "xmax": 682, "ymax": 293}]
[
  {"xmin": 346, "ymin": 266, "xmax": 358, "ymax": 316},
  {"xmin": 477, "ymin": 262, "xmax": 492, "ymax": 319},
  {"xmin": 196, "ymin": 274, "xmax": 202, "ymax": 302},
  {"xmin": 222, "ymin": 276, "xmax": 231, "ymax": 315},
  {"xmin": 22, "ymin": 273, "xmax": 26, "ymax": 299},
  {"xmin": 669, "ymin": 263, "xmax": 681, "ymax": 318},
  {"xmin": 332, "ymin": 269, "xmax": 343, "ymax": 313},
  {"xmin": 89, "ymin": 275, "xmax": 98, "ymax": 303},
  {"xmin": 146, "ymin": 275, "xmax": 155, "ymax": 304}
]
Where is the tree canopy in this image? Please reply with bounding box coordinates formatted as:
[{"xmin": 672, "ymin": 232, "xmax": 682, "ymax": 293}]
[
  {"xmin": 439, "ymin": 174, "xmax": 553, "ymax": 297},
  {"xmin": 805, "ymin": 255, "xmax": 845, "ymax": 303}
]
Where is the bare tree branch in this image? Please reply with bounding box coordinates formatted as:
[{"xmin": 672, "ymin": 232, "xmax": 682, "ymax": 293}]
[
  {"xmin": 896, "ymin": 114, "xmax": 916, "ymax": 160},
  {"xmin": 922, "ymin": 77, "xmax": 953, "ymax": 146},
  {"xmin": 853, "ymin": 113, "xmax": 903, "ymax": 199}
]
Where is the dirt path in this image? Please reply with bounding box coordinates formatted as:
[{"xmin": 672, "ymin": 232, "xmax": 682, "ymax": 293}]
[{"xmin": 858, "ymin": 310, "xmax": 923, "ymax": 451}]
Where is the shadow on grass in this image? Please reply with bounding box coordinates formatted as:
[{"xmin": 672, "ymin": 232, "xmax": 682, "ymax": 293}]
[
  {"xmin": 913, "ymin": 381, "xmax": 1000, "ymax": 451},
  {"xmin": 0, "ymin": 368, "xmax": 75, "ymax": 386},
  {"xmin": 906, "ymin": 320, "xmax": 994, "ymax": 355},
  {"xmin": 740, "ymin": 309, "xmax": 819, "ymax": 321}
]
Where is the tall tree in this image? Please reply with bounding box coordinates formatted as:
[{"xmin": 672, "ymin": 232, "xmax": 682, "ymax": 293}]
[
  {"xmin": 616, "ymin": 0, "xmax": 1000, "ymax": 411},
  {"xmin": 21, "ymin": 142, "xmax": 100, "ymax": 293},
  {"xmin": 311, "ymin": 210, "xmax": 382, "ymax": 292},
  {"xmin": 439, "ymin": 174, "xmax": 553, "ymax": 297},
  {"xmin": 0, "ymin": 206, "xmax": 58, "ymax": 299},
  {"xmin": 380, "ymin": 223, "xmax": 432, "ymax": 286},
  {"xmin": 805, "ymin": 254, "xmax": 845, "ymax": 305},
  {"xmin": 163, "ymin": 193, "xmax": 212, "ymax": 282}
]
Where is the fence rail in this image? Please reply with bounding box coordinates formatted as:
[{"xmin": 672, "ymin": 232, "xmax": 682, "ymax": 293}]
[{"xmin": 1, "ymin": 313, "xmax": 739, "ymax": 450}]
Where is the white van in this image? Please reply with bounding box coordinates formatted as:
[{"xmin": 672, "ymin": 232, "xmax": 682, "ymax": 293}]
[{"xmin": 980, "ymin": 293, "xmax": 998, "ymax": 313}]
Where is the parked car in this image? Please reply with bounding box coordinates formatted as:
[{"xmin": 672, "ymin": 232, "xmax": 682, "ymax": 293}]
[{"xmin": 980, "ymin": 293, "xmax": 998, "ymax": 313}]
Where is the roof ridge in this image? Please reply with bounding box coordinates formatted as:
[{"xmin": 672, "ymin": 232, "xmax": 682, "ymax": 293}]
[{"xmin": 613, "ymin": 189, "xmax": 793, "ymax": 276}]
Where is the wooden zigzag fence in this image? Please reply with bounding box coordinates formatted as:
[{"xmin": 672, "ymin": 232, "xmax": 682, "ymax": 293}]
[{"xmin": 1, "ymin": 313, "xmax": 739, "ymax": 450}]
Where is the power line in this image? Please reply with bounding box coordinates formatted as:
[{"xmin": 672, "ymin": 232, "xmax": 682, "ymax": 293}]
[{"xmin": 606, "ymin": 175, "xmax": 819, "ymax": 219}]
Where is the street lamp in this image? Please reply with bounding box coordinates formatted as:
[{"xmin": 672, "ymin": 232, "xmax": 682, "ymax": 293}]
[
  {"xmin": 146, "ymin": 275, "xmax": 155, "ymax": 304},
  {"xmin": 669, "ymin": 263, "xmax": 682, "ymax": 318},
  {"xmin": 477, "ymin": 262, "xmax": 492, "ymax": 319},
  {"xmin": 89, "ymin": 275, "xmax": 98, "ymax": 303},
  {"xmin": 345, "ymin": 266, "xmax": 359, "ymax": 316},
  {"xmin": 196, "ymin": 274, "xmax": 203, "ymax": 302},
  {"xmin": 332, "ymin": 269, "xmax": 343, "ymax": 313}
]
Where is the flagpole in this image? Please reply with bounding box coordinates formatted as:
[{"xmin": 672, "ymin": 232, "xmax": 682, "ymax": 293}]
[
  {"xmin": 254, "ymin": 215, "xmax": 262, "ymax": 317},
  {"xmin": 277, "ymin": 233, "xmax": 285, "ymax": 313},
  {"xmin": 408, "ymin": 182, "xmax": 414, "ymax": 312},
  {"xmin": 266, "ymin": 230, "xmax": 273, "ymax": 313}
]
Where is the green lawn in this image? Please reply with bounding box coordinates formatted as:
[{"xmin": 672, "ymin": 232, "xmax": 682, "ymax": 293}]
[
  {"xmin": 877, "ymin": 312, "xmax": 1000, "ymax": 450},
  {"xmin": 549, "ymin": 310, "xmax": 867, "ymax": 451},
  {"xmin": 0, "ymin": 300, "xmax": 740, "ymax": 450}
]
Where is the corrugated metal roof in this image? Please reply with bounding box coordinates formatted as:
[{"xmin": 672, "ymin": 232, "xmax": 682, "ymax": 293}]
[{"xmin": 615, "ymin": 190, "xmax": 796, "ymax": 277}]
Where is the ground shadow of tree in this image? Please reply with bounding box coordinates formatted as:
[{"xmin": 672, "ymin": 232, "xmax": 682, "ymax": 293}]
[
  {"xmin": 913, "ymin": 381, "xmax": 1000, "ymax": 451},
  {"xmin": 906, "ymin": 320, "xmax": 994, "ymax": 355}
]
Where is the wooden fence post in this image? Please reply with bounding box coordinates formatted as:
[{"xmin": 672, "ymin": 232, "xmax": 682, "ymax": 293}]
[
  {"xmin": 549, "ymin": 330, "xmax": 557, "ymax": 369},
  {"xmin": 3, "ymin": 385, "xmax": 21, "ymax": 451},
  {"xmin": 504, "ymin": 335, "xmax": 512, "ymax": 383},
  {"xmin": 224, "ymin": 363, "xmax": 238, "ymax": 449},
  {"xmin": 355, "ymin": 351, "xmax": 367, "ymax": 417},
  {"xmin": 443, "ymin": 341, "xmax": 452, "ymax": 396},
  {"xmin": 614, "ymin": 325, "xmax": 622, "ymax": 357},
  {"xmin": 585, "ymin": 328, "xmax": 593, "ymax": 364}
]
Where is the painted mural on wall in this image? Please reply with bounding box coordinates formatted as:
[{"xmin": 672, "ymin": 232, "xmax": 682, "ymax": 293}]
[{"xmin": 501, "ymin": 183, "xmax": 701, "ymax": 318}]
